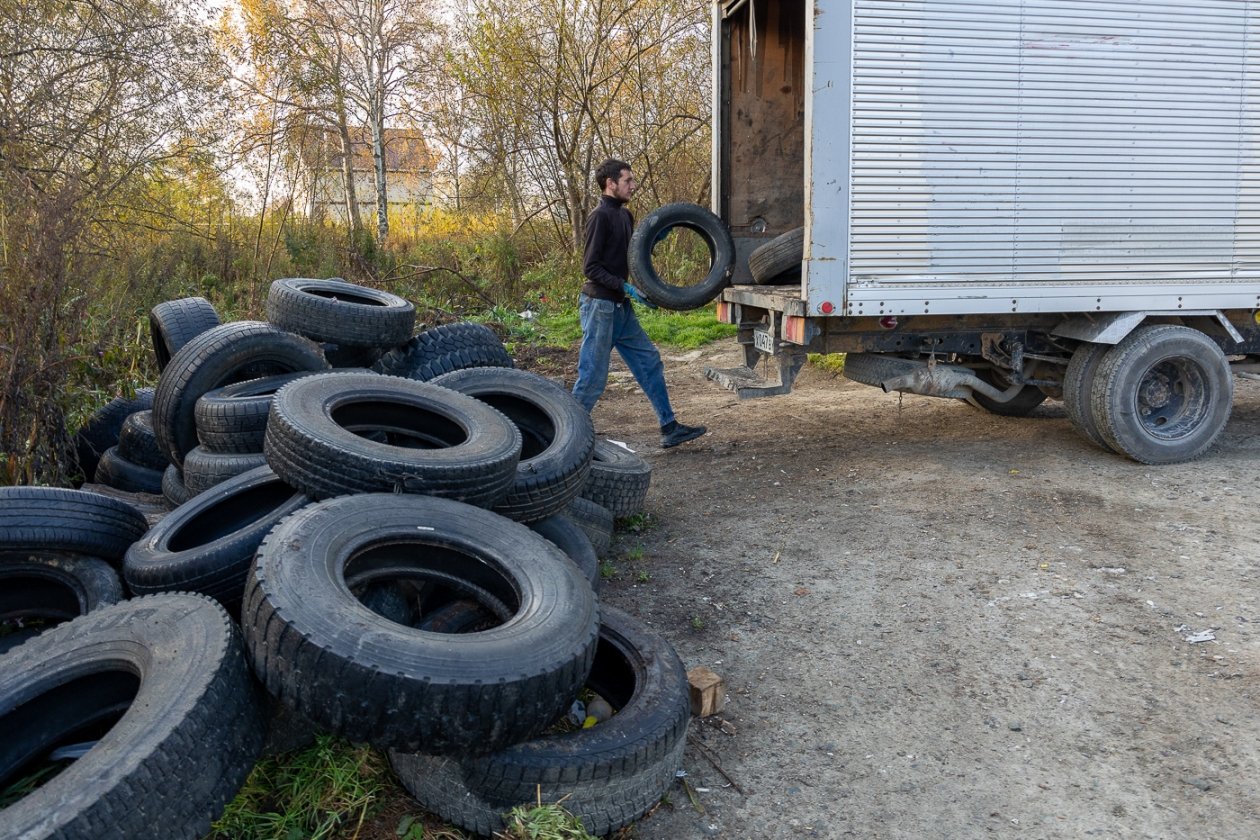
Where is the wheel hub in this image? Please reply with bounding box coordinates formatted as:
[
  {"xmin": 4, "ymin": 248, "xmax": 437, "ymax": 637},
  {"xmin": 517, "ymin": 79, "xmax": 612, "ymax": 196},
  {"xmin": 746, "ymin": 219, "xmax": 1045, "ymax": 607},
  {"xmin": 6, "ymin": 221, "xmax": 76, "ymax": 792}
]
[{"xmin": 1137, "ymin": 360, "xmax": 1203, "ymax": 437}]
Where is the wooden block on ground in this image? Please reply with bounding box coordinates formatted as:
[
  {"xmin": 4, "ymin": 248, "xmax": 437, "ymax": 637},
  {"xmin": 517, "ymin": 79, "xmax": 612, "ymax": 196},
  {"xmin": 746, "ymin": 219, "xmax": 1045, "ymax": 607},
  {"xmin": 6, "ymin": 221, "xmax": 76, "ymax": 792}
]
[{"xmin": 687, "ymin": 665, "xmax": 725, "ymax": 717}]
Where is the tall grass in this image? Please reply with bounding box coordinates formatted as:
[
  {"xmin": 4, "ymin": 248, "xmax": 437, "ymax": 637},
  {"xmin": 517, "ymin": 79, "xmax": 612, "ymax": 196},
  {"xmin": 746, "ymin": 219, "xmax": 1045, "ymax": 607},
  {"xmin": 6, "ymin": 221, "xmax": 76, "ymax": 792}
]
[{"xmin": 1, "ymin": 196, "xmax": 739, "ymax": 485}]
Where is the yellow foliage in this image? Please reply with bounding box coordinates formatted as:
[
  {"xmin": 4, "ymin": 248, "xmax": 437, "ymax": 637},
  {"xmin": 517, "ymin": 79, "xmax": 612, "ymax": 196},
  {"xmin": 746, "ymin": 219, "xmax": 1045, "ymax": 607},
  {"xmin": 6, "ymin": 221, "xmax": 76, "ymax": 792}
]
[{"xmin": 389, "ymin": 205, "xmax": 511, "ymax": 247}]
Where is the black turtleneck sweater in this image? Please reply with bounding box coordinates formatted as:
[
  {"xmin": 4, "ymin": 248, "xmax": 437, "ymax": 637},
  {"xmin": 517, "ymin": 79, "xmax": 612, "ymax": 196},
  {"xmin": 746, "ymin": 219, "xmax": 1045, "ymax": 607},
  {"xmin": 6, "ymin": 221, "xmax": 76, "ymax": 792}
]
[{"xmin": 581, "ymin": 194, "xmax": 633, "ymax": 302}]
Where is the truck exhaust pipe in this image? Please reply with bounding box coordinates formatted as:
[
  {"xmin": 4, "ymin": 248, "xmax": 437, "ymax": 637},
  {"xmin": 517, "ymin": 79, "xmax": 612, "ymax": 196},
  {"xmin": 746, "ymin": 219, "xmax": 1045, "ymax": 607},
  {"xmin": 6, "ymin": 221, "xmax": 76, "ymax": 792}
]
[{"xmin": 880, "ymin": 366, "xmax": 1026, "ymax": 404}]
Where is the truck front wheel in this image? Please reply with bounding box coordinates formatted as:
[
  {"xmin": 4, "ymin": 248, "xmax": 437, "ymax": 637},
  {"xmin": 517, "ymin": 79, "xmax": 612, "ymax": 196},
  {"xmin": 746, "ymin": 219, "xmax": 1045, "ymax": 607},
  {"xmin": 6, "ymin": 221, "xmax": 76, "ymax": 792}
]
[{"xmin": 1090, "ymin": 325, "xmax": 1232, "ymax": 464}]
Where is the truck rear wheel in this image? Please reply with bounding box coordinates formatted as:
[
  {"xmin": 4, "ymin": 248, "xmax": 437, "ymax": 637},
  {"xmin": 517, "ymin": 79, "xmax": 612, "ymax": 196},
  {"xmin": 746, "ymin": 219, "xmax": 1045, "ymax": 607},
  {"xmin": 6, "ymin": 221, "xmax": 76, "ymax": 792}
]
[
  {"xmin": 1063, "ymin": 343, "xmax": 1115, "ymax": 452},
  {"xmin": 1090, "ymin": 325, "xmax": 1232, "ymax": 464}
]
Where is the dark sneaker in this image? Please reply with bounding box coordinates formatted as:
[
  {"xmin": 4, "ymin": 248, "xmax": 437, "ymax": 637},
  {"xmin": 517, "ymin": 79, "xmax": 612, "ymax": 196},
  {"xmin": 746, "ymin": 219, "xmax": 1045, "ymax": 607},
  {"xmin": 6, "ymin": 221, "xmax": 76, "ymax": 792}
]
[{"xmin": 661, "ymin": 422, "xmax": 706, "ymax": 448}]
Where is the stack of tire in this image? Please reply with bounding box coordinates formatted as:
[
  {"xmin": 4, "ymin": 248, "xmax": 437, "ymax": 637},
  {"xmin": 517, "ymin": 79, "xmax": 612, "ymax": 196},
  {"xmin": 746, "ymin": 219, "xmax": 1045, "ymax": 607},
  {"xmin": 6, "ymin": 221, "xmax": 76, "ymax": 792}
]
[
  {"xmin": 0, "ymin": 487, "xmax": 262, "ymax": 839},
  {"xmin": 2, "ymin": 277, "xmax": 682, "ymax": 839}
]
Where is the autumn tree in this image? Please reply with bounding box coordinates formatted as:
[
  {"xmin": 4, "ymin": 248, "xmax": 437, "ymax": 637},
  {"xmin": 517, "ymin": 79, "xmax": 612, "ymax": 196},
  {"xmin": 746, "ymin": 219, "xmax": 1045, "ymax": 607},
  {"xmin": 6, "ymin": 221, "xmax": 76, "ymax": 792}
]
[
  {"xmin": 445, "ymin": 0, "xmax": 711, "ymax": 250},
  {"xmin": 229, "ymin": 0, "xmax": 362, "ymax": 233},
  {"xmin": 0, "ymin": 0, "xmax": 225, "ymax": 483},
  {"xmin": 226, "ymin": 0, "xmax": 436, "ymax": 244}
]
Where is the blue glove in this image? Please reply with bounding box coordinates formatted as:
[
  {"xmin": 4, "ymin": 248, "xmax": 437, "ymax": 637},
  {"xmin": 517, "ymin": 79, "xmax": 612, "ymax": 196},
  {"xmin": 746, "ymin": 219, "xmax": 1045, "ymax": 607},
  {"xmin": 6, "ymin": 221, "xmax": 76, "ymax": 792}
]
[{"xmin": 623, "ymin": 282, "xmax": 658, "ymax": 309}]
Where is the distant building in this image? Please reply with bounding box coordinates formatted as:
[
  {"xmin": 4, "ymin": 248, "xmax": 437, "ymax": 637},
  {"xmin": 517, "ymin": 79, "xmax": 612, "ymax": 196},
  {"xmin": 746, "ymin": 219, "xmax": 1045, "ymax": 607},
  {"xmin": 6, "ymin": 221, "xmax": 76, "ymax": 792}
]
[{"xmin": 294, "ymin": 127, "xmax": 436, "ymax": 222}]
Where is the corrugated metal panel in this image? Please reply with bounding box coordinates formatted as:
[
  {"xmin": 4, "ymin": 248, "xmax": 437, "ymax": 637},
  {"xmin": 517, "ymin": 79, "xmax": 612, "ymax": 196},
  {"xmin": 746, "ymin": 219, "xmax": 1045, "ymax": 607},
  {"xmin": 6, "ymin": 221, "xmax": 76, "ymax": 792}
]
[{"xmin": 845, "ymin": 0, "xmax": 1260, "ymax": 292}]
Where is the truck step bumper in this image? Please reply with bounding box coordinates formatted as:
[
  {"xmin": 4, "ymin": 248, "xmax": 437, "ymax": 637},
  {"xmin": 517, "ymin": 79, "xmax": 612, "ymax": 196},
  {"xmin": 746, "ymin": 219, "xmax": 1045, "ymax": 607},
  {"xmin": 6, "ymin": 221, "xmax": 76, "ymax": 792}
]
[{"xmin": 705, "ymin": 349, "xmax": 807, "ymax": 398}]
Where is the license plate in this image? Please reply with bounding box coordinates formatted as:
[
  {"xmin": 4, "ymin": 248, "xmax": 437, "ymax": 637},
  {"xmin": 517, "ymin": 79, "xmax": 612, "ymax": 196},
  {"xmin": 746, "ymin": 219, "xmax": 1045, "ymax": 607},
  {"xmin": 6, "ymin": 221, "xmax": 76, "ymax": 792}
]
[{"xmin": 753, "ymin": 327, "xmax": 776, "ymax": 354}]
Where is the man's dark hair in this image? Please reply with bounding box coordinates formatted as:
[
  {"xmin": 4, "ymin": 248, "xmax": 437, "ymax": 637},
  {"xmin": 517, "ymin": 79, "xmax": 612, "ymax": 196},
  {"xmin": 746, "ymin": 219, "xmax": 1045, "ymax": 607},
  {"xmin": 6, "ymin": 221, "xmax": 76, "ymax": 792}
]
[{"xmin": 594, "ymin": 158, "xmax": 631, "ymax": 191}]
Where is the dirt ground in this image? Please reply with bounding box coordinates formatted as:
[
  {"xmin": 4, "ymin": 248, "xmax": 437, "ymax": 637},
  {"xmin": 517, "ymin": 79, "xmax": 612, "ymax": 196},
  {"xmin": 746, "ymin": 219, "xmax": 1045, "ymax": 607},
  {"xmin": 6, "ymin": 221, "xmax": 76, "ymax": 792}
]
[{"xmin": 569, "ymin": 337, "xmax": 1260, "ymax": 839}]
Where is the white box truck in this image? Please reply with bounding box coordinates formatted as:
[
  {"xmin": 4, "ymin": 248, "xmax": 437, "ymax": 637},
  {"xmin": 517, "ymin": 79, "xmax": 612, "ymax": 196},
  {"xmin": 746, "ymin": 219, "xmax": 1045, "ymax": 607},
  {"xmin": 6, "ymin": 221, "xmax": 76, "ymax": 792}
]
[{"xmin": 705, "ymin": 0, "xmax": 1260, "ymax": 463}]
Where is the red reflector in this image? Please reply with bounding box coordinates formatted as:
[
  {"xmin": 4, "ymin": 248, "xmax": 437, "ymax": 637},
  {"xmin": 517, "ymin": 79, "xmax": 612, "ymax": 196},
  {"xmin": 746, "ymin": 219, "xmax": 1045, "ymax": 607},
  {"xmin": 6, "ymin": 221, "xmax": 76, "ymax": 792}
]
[
  {"xmin": 879, "ymin": 316, "xmax": 898, "ymax": 329},
  {"xmin": 820, "ymin": 301, "xmax": 835, "ymax": 314},
  {"xmin": 716, "ymin": 301, "xmax": 734, "ymax": 324}
]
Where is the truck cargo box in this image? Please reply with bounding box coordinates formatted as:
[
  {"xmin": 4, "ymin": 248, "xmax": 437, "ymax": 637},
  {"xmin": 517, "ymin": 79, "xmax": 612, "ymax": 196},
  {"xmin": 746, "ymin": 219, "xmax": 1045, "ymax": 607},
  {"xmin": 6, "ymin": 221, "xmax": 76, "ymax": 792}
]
[
  {"xmin": 703, "ymin": 0, "xmax": 1260, "ymax": 463},
  {"xmin": 715, "ymin": 0, "xmax": 1260, "ymax": 315}
]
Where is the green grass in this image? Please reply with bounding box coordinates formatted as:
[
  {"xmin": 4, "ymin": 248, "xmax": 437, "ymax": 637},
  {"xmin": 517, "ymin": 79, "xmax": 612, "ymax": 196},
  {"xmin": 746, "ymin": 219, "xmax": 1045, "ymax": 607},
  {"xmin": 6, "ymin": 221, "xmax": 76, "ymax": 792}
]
[
  {"xmin": 615, "ymin": 511, "xmax": 657, "ymax": 533},
  {"xmin": 1, "ymin": 763, "xmax": 62, "ymax": 809},
  {"xmin": 807, "ymin": 352, "xmax": 846, "ymax": 374},
  {"xmin": 210, "ymin": 736, "xmax": 607, "ymax": 840},
  {"xmin": 534, "ymin": 304, "xmax": 736, "ymax": 351},
  {"xmin": 209, "ymin": 736, "xmax": 400, "ymax": 840},
  {"xmin": 499, "ymin": 802, "xmax": 598, "ymax": 839},
  {"xmin": 637, "ymin": 306, "xmax": 737, "ymax": 349}
]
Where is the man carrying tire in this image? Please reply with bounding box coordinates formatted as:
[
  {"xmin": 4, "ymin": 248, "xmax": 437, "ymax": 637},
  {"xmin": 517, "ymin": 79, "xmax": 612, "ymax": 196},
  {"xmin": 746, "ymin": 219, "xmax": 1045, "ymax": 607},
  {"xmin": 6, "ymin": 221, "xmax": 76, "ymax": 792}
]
[{"xmin": 572, "ymin": 158, "xmax": 707, "ymax": 449}]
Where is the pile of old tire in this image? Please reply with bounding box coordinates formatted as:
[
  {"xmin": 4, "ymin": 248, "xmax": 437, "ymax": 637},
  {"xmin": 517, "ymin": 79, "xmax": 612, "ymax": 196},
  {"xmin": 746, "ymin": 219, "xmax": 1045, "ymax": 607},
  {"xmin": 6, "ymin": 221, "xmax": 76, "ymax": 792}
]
[
  {"xmin": 157, "ymin": 278, "xmax": 416, "ymax": 499},
  {"xmin": 75, "ymin": 389, "xmax": 155, "ymax": 489},
  {"xmin": 20, "ymin": 277, "xmax": 680, "ymax": 837},
  {"xmin": 371, "ymin": 320, "xmax": 515, "ymax": 380},
  {"xmin": 388, "ymin": 603, "xmax": 690, "ymax": 837},
  {"xmin": 0, "ymin": 486, "xmax": 265, "ymax": 839},
  {"xmin": 0, "ymin": 589, "xmax": 266, "ymax": 839},
  {"xmin": 78, "ymin": 295, "xmax": 221, "ymax": 491},
  {"xmin": 238, "ymin": 366, "xmax": 685, "ymax": 836},
  {"xmin": 0, "ymin": 486, "xmax": 145, "ymax": 653},
  {"xmin": 92, "ymin": 408, "xmax": 169, "ymax": 494}
]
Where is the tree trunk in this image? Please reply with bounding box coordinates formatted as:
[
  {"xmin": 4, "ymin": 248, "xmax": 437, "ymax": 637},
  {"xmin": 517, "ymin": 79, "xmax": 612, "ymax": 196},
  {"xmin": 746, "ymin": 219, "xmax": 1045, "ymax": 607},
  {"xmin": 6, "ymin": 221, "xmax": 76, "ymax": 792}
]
[
  {"xmin": 335, "ymin": 109, "xmax": 363, "ymax": 234},
  {"xmin": 370, "ymin": 106, "xmax": 388, "ymax": 242}
]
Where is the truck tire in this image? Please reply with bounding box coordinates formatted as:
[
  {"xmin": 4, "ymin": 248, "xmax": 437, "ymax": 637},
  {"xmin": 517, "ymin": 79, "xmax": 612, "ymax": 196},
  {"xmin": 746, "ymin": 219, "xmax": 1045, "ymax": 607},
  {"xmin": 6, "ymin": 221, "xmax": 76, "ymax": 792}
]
[
  {"xmin": 629, "ymin": 203, "xmax": 734, "ymax": 310},
  {"xmin": 748, "ymin": 227, "xmax": 804, "ymax": 285},
  {"xmin": 149, "ymin": 297, "xmax": 221, "ymax": 373},
  {"xmin": 242, "ymin": 493, "xmax": 599, "ymax": 754},
  {"xmin": 94, "ymin": 446, "xmax": 164, "ymax": 495},
  {"xmin": 581, "ymin": 439, "xmax": 652, "ymax": 518},
  {"xmin": 264, "ymin": 371, "xmax": 521, "ymax": 505},
  {"xmin": 372, "ymin": 322, "xmax": 514, "ymax": 381},
  {"xmin": 181, "ymin": 447, "xmax": 268, "ymax": 495},
  {"xmin": 563, "ymin": 496, "xmax": 614, "ymax": 558},
  {"xmin": 194, "ymin": 372, "xmax": 320, "ymax": 454},
  {"xmin": 266, "ymin": 277, "xmax": 415, "ymax": 349},
  {"xmin": 1064, "ymin": 342, "xmax": 1116, "ymax": 452},
  {"xmin": 389, "ymin": 605, "xmax": 689, "ymax": 838},
  {"xmin": 0, "ymin": 487, "xmax": 149, "ymax": 565},
  {"xmin": 1090, "ymin": 324, "xmax": 1233, "ymax": 464},
  {"xmin": 74, "ymin": 389, "xmax": 155, "ymax": 484},
  {"xmin": 0, "ymin": 594, "xmax": 265, "ymax": 840},
  {"xmin": 124, "ymin": 465, "xmax": 309, "ymax": 609},
  {"xmin": 428, "ymin": 367, "xmax": 594, "ymax": 522},
  {"xmin": 0, "ymin": 553, "xmax": 124, "ymax": 655},
  {"xmin": 153, "ymin": 321, "xmax": 329, "ymax": 469}
]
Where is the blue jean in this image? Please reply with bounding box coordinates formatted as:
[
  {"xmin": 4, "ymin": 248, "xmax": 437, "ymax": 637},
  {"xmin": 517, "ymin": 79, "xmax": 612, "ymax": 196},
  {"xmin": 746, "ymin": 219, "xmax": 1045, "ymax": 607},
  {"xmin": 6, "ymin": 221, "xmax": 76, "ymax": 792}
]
[{"xmin": 572, "ymin": 294, "xmax": 675, "ymax": 426}]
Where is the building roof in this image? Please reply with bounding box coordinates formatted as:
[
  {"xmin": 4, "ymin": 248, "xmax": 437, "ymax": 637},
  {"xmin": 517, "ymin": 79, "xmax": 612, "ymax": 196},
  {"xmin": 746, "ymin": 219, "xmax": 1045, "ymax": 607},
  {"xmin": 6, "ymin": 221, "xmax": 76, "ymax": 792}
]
[{"xmin": 299, "ymin": 126, "xmax": 436, "ymax": 173}]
